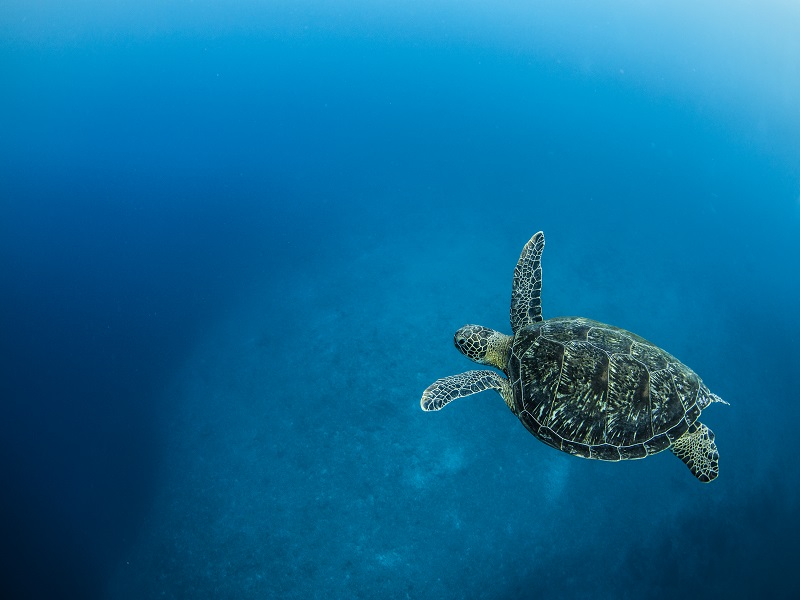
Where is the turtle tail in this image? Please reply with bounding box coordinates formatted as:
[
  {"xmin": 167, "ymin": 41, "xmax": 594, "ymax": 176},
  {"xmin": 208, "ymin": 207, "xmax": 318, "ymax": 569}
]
[{"xmin": 709, "ymin": 393, "xmax": 729, "ymax": 406}]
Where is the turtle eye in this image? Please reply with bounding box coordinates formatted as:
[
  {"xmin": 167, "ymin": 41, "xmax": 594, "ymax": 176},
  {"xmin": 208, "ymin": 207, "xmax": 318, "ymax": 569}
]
[{"xmin": 456, "ymin": 337, "xmax": 466, "ymax": 347}]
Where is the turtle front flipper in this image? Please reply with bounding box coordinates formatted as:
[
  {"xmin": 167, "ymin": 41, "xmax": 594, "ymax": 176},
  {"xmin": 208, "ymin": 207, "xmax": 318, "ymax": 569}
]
[
  {"xmin": 671, "ymin": 422, "xmax": 719, "ymax": 482},
  {"xmin": 510, "ymin": 231, "xmax": 545, "ymax": 333},
  {"xmin": 421, "ymin": 370, "xmax": 512, "ymax": 412}
]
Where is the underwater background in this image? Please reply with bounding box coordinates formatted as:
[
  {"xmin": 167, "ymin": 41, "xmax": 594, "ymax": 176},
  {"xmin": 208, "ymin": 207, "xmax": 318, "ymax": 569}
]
[{"xmin": 2, "ymin": 1, "xmax": 799, "ymax": 598}]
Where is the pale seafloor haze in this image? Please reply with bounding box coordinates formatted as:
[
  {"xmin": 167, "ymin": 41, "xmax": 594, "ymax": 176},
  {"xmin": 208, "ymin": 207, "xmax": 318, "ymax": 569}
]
[{"xmin": 1, "ymin": 1, "xmax": 799, "ymax": 598}]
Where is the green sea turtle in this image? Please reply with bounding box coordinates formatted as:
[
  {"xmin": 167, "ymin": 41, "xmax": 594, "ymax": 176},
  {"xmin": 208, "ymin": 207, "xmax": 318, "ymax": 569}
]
[{"xmin": 421, "ymin": 231, "xmax": 728, "ymax": 482}]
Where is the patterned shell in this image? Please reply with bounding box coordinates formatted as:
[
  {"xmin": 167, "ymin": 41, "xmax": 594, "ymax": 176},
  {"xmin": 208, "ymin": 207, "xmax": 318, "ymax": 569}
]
[{"xmin": 508, "ymin": 317, "xmax": 712, "ymax": 461}]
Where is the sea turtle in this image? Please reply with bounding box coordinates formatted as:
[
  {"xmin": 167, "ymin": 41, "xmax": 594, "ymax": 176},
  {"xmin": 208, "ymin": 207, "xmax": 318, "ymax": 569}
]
[{"xmin": 421, "ymin": 231, "xmax": 728, "ymax": 482}]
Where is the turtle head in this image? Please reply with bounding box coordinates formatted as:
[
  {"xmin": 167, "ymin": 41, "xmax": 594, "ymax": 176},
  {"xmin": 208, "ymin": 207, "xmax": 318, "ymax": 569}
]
[{"xmin": 454, "ymin": 325, "xmax": 512, "ymax": 370}]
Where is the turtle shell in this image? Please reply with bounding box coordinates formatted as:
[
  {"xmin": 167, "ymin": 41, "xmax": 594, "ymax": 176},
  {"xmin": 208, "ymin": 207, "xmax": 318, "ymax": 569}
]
[{"xmin": 508, "ymin": 317, "xmax": 710, "ymax": 461}]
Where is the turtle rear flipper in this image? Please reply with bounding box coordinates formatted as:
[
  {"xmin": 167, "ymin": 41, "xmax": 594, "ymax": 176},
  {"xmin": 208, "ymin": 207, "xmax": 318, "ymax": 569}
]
[
  {"xmin": 421, "ymin": 370, "xmax": 512, "ymax": 411},
  {"xmin": 671, "ymin": 422, "xmax": 719, "ymax": 482}
]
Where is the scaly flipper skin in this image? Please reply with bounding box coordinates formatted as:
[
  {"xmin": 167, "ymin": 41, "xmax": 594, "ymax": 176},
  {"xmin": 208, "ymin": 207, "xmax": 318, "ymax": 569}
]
[
  {"xmin": 510, "ymin": 231, "xmax": 545, "ymax": 333},
  {"xmin": 421, "ymin": 370, "xmax": 512, "ymax": 412},
  {"xmin": 671, "ymin": 422, "xmax": 719, "ymax": 482}
]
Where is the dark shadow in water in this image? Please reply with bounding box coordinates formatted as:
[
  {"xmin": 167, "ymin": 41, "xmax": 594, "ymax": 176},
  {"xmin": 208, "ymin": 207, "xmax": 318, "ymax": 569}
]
[
  {"xmin": 0, "ymin": 316, "xmax": 164, "ymax": 599},
  {"xmin": 0, "ymin": 167, "xmax": 293, "ymax": 598}
]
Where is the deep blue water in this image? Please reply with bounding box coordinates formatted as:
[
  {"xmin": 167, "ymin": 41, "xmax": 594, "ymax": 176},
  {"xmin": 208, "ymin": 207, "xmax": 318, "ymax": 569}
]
[{"xmin": 2, "ymin": 2, "xmax": 799, "ymax": 598}]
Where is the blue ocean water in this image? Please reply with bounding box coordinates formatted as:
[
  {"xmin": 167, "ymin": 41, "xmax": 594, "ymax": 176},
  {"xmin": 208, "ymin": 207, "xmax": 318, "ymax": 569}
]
[{"xmin": 2, "ymin": 1, "xmax": 799, "ymax": 598}]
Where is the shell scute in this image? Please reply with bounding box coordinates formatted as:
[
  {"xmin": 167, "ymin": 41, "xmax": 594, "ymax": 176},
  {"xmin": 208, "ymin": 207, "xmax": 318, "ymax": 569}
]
[
  {"xmin": 587, "ymin": 327, "xmax": 632, "ymax": 354},
  {"xmin": 590, "ymin": 444, "xmax": 621, "ymax": 461},
  {"xmin": 643, "ymin": 433, "xmax": 671, "ymax": 455},
  {"xmin": 649, "ymin": 368, "xmax": 685, "ymax": 432},
  {"xmin": 619, "ymin": 444, "xmax": 648, "ymax": 460},
  {"xmin": 549, "ymin": 341, "xmax": 608, "ymax": 445},
  {"xmin": 605, "ymin": 354, "xmax": 652, "ymax": 446},
  {"xmin": 541, "ymin": 318, "xmax": 591, "ymax": 343},
  {"xmin": 513, "ymin": 335, "xmax": 563, "ymax": 424},
  {"xmin": 630, "ymin": 341, "xmax": 670, "ymax": 371}
]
